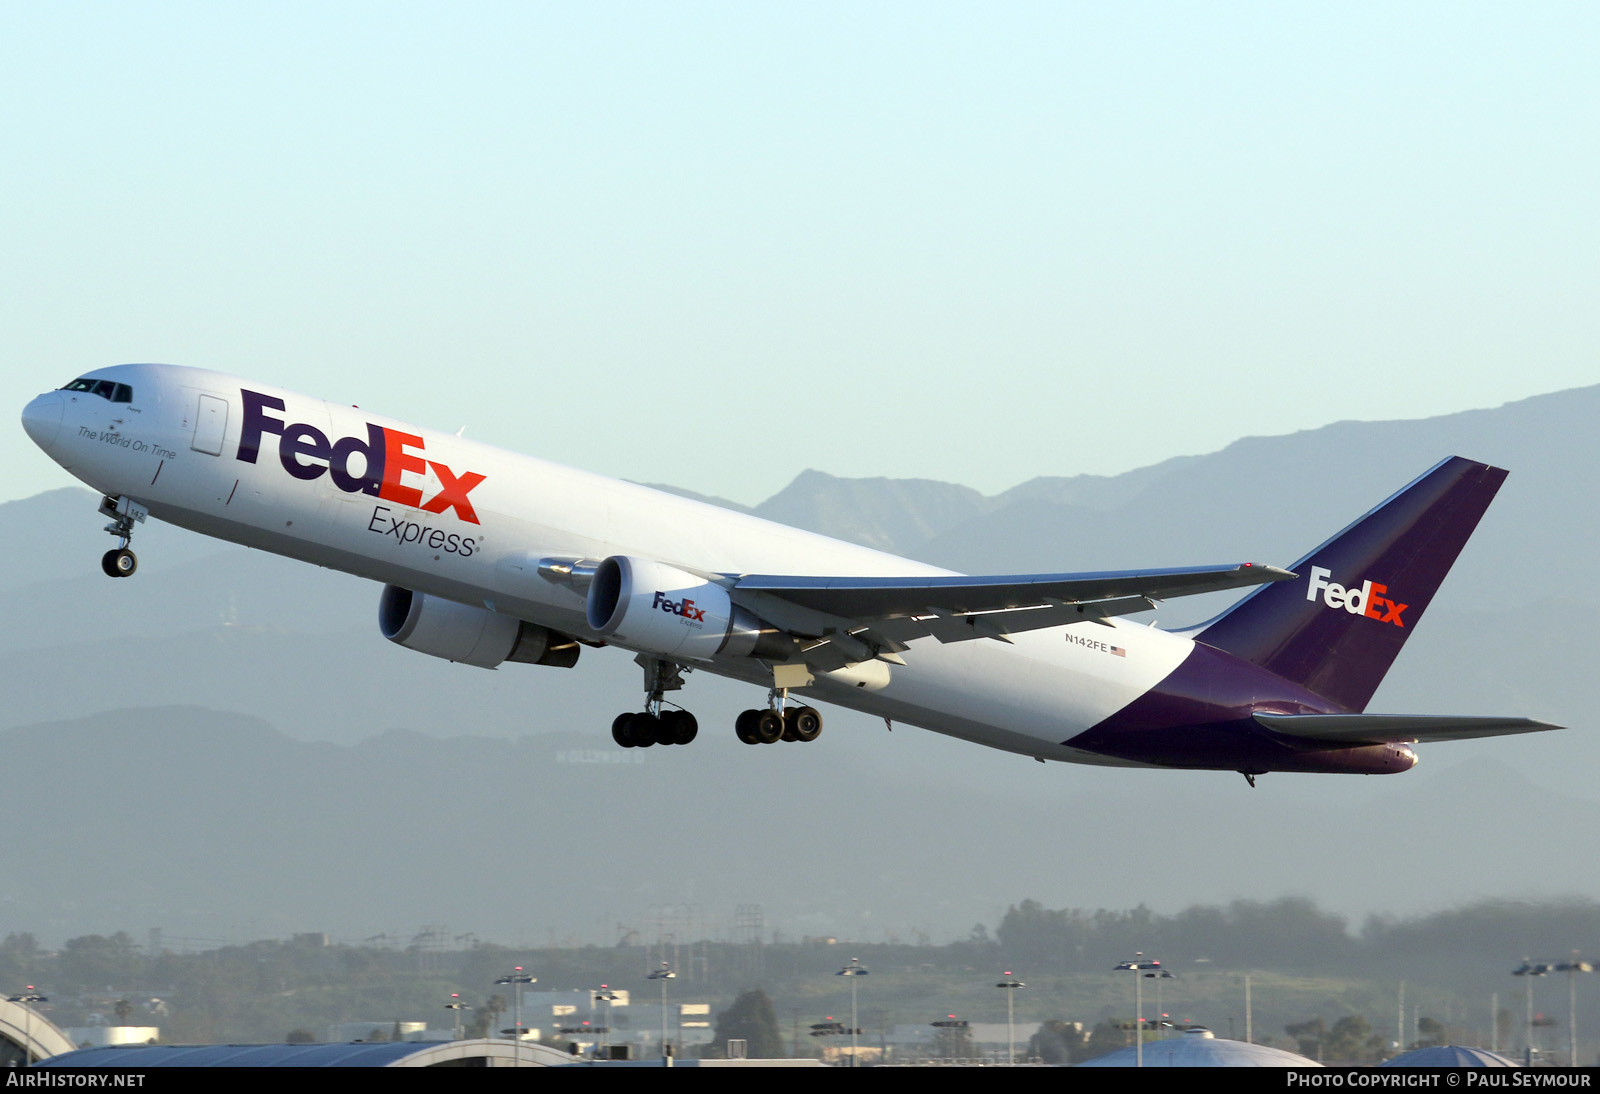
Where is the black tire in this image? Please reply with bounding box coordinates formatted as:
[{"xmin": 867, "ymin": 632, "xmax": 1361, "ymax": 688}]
[
  {"xmin": 664, "ymin": 710, "xmax": 698, "ymax": 745},
  {"xmin": 612, "ymin": 713, "xmax": 636, "ymax": 748},
  {"xmin": 102, "ymin": 548, "xmax": 137, "ymax": 578},
  {"xmin": 753, "ymin": 710, "xmax": 784, "ymax": 744},
  {"xmin": 789, "ymin": 706, "xmax": 822, "ymax": 742},
  {"xmin": 735, "ymin": 709, "xmax": 762, "ymax": 745},
  {"xmin": 627, "ymin": 712, "xmax": 658, "ymax": 747}
]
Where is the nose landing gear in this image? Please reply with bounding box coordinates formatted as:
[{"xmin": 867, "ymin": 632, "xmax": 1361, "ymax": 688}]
[
  {"xmin": 101, "ymin": 548, "xmax": 138, "ymax": 578},
  {"xmin": 98, "ymin": 495, "xmax": 147, "ymax": 578}
]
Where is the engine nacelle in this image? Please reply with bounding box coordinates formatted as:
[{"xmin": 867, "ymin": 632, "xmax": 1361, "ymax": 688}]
[
  {"xmin": 585, "ymin": 555, "xmax": 795, "ymax": 662},
  {"xmin": 379, "ymin": 585, "xmax": 580, "ymax": 669}
]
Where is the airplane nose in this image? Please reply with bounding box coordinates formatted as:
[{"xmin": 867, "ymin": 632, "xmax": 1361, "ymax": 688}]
[{"xmin": 21, "ymin": 391, "xmax": 64, "ymax": 449}]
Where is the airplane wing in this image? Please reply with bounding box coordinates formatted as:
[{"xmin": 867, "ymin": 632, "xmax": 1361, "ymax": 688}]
[
  {"xmin": 1254, "ymin": 712, "xmax": 1563, "ymax": 745},
  {"xmin": 538, "ymin": 555, "xmax": 1293, "ymax": 671},
  {"xmin": 730, "ymin": 563, "xmax": 1295, "ymax": 669}
]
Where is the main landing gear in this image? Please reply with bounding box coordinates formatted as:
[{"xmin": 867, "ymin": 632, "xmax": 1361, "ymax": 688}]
[
  {"xmin": 735, "ymin": 689, "xmax": 822, "ymax": 746},
  {"xmin": 612, "ymin": 708, "xmax": 699, "ymax": 748},
  {"xmin": 98, "ymin": 495, "xmax": 146, "ymax": 578},
  {"xmin": 608, "ymin": 658, "xmax": 824, "ymax": 748},
  {"xmin": 612, "ymin": 657, "xmax": 699, "ymax": 748}
]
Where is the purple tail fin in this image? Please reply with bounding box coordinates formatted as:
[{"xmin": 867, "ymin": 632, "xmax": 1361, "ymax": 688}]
[{"xmin": 1194, "ymin": 457, "xmax": 1506, "ymax": 711}]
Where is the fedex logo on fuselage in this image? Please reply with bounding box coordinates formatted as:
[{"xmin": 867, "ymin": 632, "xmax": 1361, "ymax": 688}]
[
  {"xmin": 236, "ymin": 389, "xmax": 486, "ymax": 524},
  {"xmin": 652, "ymin": 590, "xmax": 706, "ymax": 623},
  {"xmin": 1306, "ymin": 566, "xmax": 1408, "ymax": 627}
]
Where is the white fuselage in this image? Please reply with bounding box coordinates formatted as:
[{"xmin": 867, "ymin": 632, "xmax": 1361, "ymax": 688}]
[{"xmin": 24, "ymin": 363, "xmax": 1197, "ymax": 765}]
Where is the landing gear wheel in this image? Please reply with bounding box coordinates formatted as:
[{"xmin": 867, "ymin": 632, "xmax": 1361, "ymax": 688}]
[
  {"xmin": 786, "ymin": 706, "xmax": 822, "ymax": 742},
  {"xmin": 661, "ymin": 709, "xmax": 698, "ymax": 745},
  {"xmin": 753, "ymin": 710, "xmax": 784, "ymax": 744},
  {"xmin": 626, "ymin": 712, "xmax": 659, "ymax": 747},
  {"xmin": 612, "ymin": 713, "xmax": 636, "ymax": 748},
  {"xmin": 735, "ymin": 709, "xmax": 762, "ymax": 745},
  {"xmin": 101, "ymin": 548, "xmax": 137, "ymax": 578}
]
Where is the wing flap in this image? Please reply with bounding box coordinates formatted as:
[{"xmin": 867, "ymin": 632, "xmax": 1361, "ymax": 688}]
[{"xmin": 1254, "ymin": 712, "xmax": 1563, "ymax": 745}]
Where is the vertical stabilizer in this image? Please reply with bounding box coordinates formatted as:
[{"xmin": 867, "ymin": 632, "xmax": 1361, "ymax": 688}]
[{"xmin": 1194, "ymin": 457, "xmax": 1505, "ymax": 711}]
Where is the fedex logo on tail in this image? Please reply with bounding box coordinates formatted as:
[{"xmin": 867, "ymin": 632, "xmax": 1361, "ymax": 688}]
[
  {"xmin": 1306, "ymin": 566, "xmax": 1408, "ymax": 626},
  {"xmin": 236, "ymin": 390, "xmax": 486, "ymax": 524}
]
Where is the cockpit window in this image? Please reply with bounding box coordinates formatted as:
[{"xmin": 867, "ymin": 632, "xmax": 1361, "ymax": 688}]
[{"xmin": 60, "ymin": 378, "xmax": 133, "ymax": 403}]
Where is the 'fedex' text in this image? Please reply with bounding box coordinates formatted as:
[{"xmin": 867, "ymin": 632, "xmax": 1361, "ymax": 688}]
[
  {"xmin": 237, "ymin": 389, "xmax": 486, "ymax": 523},
  {"xmin": 652, "ymin": 591, "xmax": 706, "ymax": 622},
  {"xmin": 1306, "ymin": 566, "xmax": 1407, "ymax": 626}
]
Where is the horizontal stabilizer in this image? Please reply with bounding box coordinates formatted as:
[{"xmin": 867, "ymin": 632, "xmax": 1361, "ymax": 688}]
[{"xmin": 1254, "ymin": 711, "xmax": 1563, "ymax": 746}]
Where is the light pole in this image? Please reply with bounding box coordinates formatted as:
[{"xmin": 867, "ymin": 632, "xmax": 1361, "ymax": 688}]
[
  {"xmin": 1114, "ymin": 954, "xmax": 1163, "ymax": 1068},
  {"xmin": 995, "ymin": 972, "xmax": 1024, "ymax": 1064},
  {"xmin": 1556, "ymin": 956, "xmax": 1593, "ymax": 1068},
  {"xmin": 837, "ymin": 958, "xmax": 869, "ymax": 1067},
  {"xmin": 444, "ymin": 993, "xmax": 470, "ymax": 1041},
  {"xmin": 593, "ymin": 985, "xmax": 619, "ymax": 1056},
  {"xmin": 1513, "ymin": 960, "xmax": 1549, "ymax": 1066},
  {"xmin": 648, "ymin": 962, "xmax": 676, "ymax": 1064},
  {"xmin": 1151, "ymin": 966, "xmax": 1176, "ymax": 1037},
  {"xmin": 6, "ymin": 987, "xmax": 46, "ymax": 1067},
  {"xmin": 495, "ymin": 966, "xmax": 536, "ymax": 1066}
]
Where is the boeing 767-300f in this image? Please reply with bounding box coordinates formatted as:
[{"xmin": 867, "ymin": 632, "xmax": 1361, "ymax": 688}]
[{"xmin": 20, "ymin": 364, "xmax": 1559, "ymax": 784}]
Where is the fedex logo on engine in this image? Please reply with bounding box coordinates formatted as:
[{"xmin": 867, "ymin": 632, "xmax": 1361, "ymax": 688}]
[
  {"xmin": 1306, "ymin": 566, "xmax": 1408, "ymax": 627},
  {"xmin": 652, "ymin": 590, "xmax": 707, "ymax": 623},
  {"xmin": 236, "ymin": 389, "xmax": 486, "ymax": 524}
]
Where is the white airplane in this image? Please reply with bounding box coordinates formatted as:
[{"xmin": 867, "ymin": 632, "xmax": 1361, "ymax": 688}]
[{"xmin": 21, "ymin": 364, "xmax": 1558, "ymax": 784}]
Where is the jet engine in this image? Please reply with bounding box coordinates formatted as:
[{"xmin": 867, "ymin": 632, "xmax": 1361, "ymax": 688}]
[
  {"xmin": 378, "ymin": 584, "xmax": 580, "ymax": 669},
  {"xmin": 585, "ymin": 555, "xmax": 795, "ymax": 662}
]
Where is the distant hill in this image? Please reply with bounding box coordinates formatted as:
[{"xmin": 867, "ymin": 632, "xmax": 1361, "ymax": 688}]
[{"xmin": 2, "ymin": 706, "xmax": 1594, "ymax": 945}]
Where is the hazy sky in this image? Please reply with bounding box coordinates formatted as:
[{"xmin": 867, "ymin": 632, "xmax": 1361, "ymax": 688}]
[{"xmin": 6, "ymin": 2, "xmax": 1598, "ymax": 508}]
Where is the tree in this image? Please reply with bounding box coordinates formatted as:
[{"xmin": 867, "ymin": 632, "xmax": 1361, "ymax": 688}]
[
  {"xmin": 1290, "ymin": 1015, "xmax": 1387, "ymax": 1064},
  {"xmin": 1286, "ymin": 1017, "xmax": 1326, "ymax": 1061},
  {"xmin": 466, "ymin": 994, "xmax": 506, "ymax": 1039},
  {"xmin": 1081, "ymin": 1020, "xmax": 1127, "ymax": 1062},
  {"xmin": 1415, "ymin": 1016, "xmax": 1445, "ymax": 1048},
  {"xmin": 708, "ymin": 989, "xmax": 784, "ymax": 1059},
  {"xmin": 58, "ymin": 932, "xmax": 142, "ymax": 989},
  {"xmin": 1327, "ymin": 1015, "xmax": 1388, "ymax": 1063},
  {"xmin": 0, "ymin": 933, "xmax": 40, "ymax": 984},
  {"xmin": 1029, "ymin": 1019, "xmax": 1084, "ymax": 1064}
]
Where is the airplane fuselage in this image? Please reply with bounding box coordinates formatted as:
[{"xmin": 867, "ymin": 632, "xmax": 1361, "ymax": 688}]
[{"xmin": 21, "ymin": 363, "xmax": 1433, "ymax": 775}]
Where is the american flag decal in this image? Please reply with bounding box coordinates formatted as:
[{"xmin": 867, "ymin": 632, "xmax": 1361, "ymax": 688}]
[{"xmin": 1110, "ymin": 646, "xmax": 1126, "ymax": 657}]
